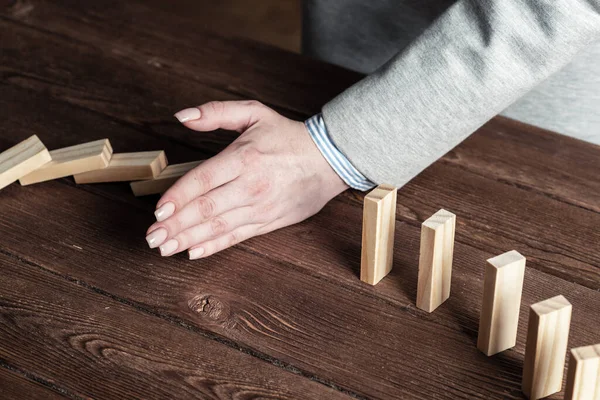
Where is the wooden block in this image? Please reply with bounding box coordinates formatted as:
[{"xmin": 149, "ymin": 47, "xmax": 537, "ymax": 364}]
[
  {"xmin": 360, "ymin": 184, "xmax": 397, "ymax": 285},
  {"xmin": 0, "ymin": 135, "xmax": 52, "ymax": 190},
  {"xmin": 73, "ymin": 151, "xmax": 167, "ymax": 184},
  {"xmin": 19, "ymin": 139, "xmax": 113, "ymax": 186},
  {"xmin": 564, "ymin": 344, "xmax": 600, "ymax": 400},
  {"xmin": 416, "ymin": 209, "xmax": 456, "ymax": 312},
  {"xmin": 477, "ymin": 250, "xmax": 526, "ymax": 356},
  {"xmin": 522, "ymin": 295, "xmax": 573, "ymax": 399},
  {"xmin": 130, "ymin": 160, "xmax": 203, "ymax": 196}
]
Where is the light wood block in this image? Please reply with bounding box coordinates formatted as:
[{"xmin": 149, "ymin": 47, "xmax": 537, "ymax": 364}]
[
  {"xmin": 416, "ymin": 209, "xmax": 456, "ymax": 312},
  {"xmin": 360, "ymin": 184, "xmax": 397, "ymax": 285},
  {"xmin": 19, "ymin": 139, "xmax": 113, "ymax": 186},
  {"xmin": 522, "ymin": 295, "xmax": 573, "ymax": 399},
  {"xmin": 564, "ymin": 344, "xmax": 600, "ymax": 400},
  {"xmin": 0, "ymin": 135, "xmax": 51, "ymax": 190},
  {"xmin": 130, "ymin": 160, "xmax": 203, "ymax": 196},
  {"xmin": 73, "ymin": 151, "xmax": 167, "ymax": 184},
  {"xmin": 477, "ymin": 250, "xmax": 526, "ymax": 356}
]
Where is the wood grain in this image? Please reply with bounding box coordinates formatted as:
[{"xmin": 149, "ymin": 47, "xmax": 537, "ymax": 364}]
[
  {"xmin": 0, "ymin": 252, "xmax": 351, "ymax": 400},
  {"xmin": 564, "ymin": 344, "xmax": 600, "ymax": 400},
  {"xmin": 19, "ymin": 139, "xmax": 113, "ymax": 186},
  {"xmin": 0, "ymin": 367, "xmax": 66, "ymax": 400},
  {"xmin": 360, "ymin": 184, "xmax": 397, "ymax": 285},
  {"xmin": 477, "ymin": 250, "xmax": 526, "ymax": 356},
  {"xmin": 1, "ymin": 178, "xmax": 600, "ymax": 399},
  {"xmin": 0, "ymin": 135, "xmax": 51, "ymax": 190},
  {"xmin": 522, "ymin": 295, "xmax": 573, "ymax": 399},
  {"xmin": 416, "ymin": 209, "xmax": 455, "ymax": 312},
  {"xmin": 130, "ymin": 160, "xmax": 203, "ymax": 196},
  {"xmin": 74, "ymin": 151, "xmax": 167, "ymax": 184}
]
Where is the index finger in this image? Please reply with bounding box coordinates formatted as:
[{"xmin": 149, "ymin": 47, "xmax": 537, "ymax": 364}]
[{"xmin": 154, "ymin": 152, "xmax": 241, "ymax": 221}]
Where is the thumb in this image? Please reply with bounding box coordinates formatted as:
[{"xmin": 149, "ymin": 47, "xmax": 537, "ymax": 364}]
[{"xmin": 174, "ymin": 100, "xmax": 267, "ymax": 133}]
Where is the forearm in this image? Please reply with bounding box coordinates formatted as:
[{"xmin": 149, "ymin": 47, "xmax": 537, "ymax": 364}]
[{"xmin": 323, "ymin": 0, "xmax": 600, "ymax": 187}]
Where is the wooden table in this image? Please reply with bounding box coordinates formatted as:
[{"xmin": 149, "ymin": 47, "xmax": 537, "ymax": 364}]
[{"xmin": 1, "ymin": 1, "xmax": 599, "ymax": 399}]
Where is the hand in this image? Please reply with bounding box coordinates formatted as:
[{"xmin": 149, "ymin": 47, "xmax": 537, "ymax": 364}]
[{"xmin": 145, "ymin": 100, "xmax": 348, "ymax": 259}]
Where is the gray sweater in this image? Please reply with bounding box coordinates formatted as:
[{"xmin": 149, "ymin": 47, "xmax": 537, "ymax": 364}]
[{"xmin": 302, "ymin": 0, "xmax": 600, "ymax": 187}]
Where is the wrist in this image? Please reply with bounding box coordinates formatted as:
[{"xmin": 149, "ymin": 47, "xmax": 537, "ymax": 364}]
[{"xmin": 304, "ymin": 114, "xmax": 376, "ymax": 191}]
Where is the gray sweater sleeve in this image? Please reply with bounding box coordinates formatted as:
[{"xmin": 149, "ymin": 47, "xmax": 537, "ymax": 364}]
[{"xmin": 322, "ymin": 0, "xmax": 600, "ymax": 187}]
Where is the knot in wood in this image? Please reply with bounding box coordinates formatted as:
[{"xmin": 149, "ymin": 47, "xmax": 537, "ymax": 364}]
[{"xmin": 188, "ymin": 294, "xmax": 229, "ymax": 323}]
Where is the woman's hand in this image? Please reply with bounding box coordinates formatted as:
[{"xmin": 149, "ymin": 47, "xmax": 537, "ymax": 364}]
[{"xmin": 145, "ymin": 100, "xmax": 348, "ymax": 259}]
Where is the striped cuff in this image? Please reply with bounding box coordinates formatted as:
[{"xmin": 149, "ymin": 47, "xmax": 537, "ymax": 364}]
[{"xmin": 305, "ymin": 114, "xmax": 376, "ymax": 191}]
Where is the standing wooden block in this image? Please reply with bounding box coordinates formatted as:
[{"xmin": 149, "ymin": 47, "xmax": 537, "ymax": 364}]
[
  {"xmin": 477, "ymin": 250, "xmax": 526, "ymax": 356},
  {"xmin": 416, "ymin": 209, "xmax": 456, "ymax": 312},
  {"xmin": 0, "ymin": 135, "xmax": 51, "ymax": 190},
  {"xmin": 73, "ymin": 151, "xmax": 167, "ymax": 184},
  {"xmin": 19, "ymin": 139, "xmax": 113, "ymax": 186},
  {"xmin": 564, "ymin": 344, "xmax": 600, "ymax": 400},
  {"xmin": 360, "ymin": 184, "xmax": 397, "ymax": 285},
  {"xmin": 130, "ymin": 160, "xmax": 203, "ymax": 196},
  {"xmin": 522, "ymin": 295, "xmax": 573, "ymax": 399}
]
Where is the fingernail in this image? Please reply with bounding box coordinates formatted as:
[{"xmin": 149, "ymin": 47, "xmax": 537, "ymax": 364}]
[
  {"xmin": 189, "ymin": 247, "xmax": 205, "ymax": 260},
  {"xmin": 146, "ymin": 228, "xmax": 168, "ymax": 249},
  {"xmin": 159, "ymin": 239, "xmax": 179, "ymax": 256},
  {"xmin": 174, "ymin": 108, "xmax": 201, "ymax": 123},
  {"xmin": 155, "ymin": 202, "xmax": 175, "ymax": 222}
]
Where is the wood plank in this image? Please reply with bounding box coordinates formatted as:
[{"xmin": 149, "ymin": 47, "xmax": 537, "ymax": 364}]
[
  {"xmin": 19, "ymin": 139, "xmax": 113, "ymax": 186},
  {"xmin": 477, "ymin": 250, "xmax": 526, "ymax": 356},
  {"xmin": 0, "ymin": 367, "xmax": 66, "ymax": 400},
  {"xmin": 0, "ymin": 252, "xmax": 351, "ymax": 400},
  {"xmin": 1, "ymin": 180, "xmax": 599, "ymax": 399},
  {"xmin": 73, "ymin": 151, "xmax": 167, "ymax": 184},
  {"xmin": 564, "ymin": 344, "xmax": 600, "ymax": 400},
  {"xmin": 130, "ymin": 161, "xmax": 203, "ymax": 196},
  {"xmin": 443, "ymin": 118, "xmax": 600, "ymax": 213},
  {"xmin": 3, "ymin": 0, "xmax": 599, "ymax": 216},
  {"xmin": 0, "ymin": 135, "xmax": 51, "ymax": 190},
  {"xmin": 1, "ymin": 17, "xmax": 598, "ymax": 290},
  {"xmin": 360, "ymin": 184, "xmax": 397, "ymax": 285},
  {"xmin": 522, "ymin": 295, "xmax": 573, "ymax": 399},
  {"xmin": 416, "ymin": 209, "xmax": 456, "ymax": 312}
]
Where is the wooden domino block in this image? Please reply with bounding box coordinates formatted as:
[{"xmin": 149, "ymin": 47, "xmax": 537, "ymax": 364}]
[
  {"xmin": 564, "ymin": 344, "xmax": 600, "ymax": 400},
  {"xmin": 416, "ymin": 209, "xmax": 456, "ymax": 312},
  {"xmin": 73, "ymin": 151, "xmax": 167, "ymax": 184},
  {"xmin": 360, "ymin": 184, "xmax": 397, "ymax": 285},
  {"xmin": 130, "ymin": 160, "xmax": 203, "ymax": 196},
  {"xmin": 0, "ymin": 135, "xmax": 51, "ymax": 190},
  {"xmin": 522, "ymin": 295, "xmax": 572, "ymax": 399},
  {"xmin": 19, "ymin": 139, "xmax": 113, "ymax": 186},
  {"xmin": 477, "ymin": 250, "xmax": 526, "ymax": 356}
]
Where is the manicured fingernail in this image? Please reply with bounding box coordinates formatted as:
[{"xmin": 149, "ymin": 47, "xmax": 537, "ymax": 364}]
[
  {"xmin": 146, "ymin": 228, "xmax": 168, "ymax": 249},
  {"xmin": 174, "ymin": 108, "xmax": 201, "ymax": 123},
  {"xmin": 159, "ymin": 239, "xmax": 179, "ymax": 256},
  {"xmin": 189, "ymin": 247, "xmax": 205, "ymax": 260},
  {"xmin": 155, "ymin": 202, "xmax": 175, "ymax": 222}
]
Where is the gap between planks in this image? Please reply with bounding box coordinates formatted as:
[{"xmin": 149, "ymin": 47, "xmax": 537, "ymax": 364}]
[{"xmin": 0, "ymin": 247, "xmax": 367, "ymax": 400}]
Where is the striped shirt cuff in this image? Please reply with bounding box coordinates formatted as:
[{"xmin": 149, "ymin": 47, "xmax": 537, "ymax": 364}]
[{"xmin": 305, "ymin": 114, "xmax": 376, "ymax": 191}]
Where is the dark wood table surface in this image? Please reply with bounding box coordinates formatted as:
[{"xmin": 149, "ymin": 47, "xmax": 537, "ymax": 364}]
[{"xmin": 1, "ymin": 1, "xmax": 599, "ymax": 399}]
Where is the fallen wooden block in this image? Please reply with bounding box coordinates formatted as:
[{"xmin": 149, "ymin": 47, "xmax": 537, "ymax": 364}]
[
  {"xmin": 522, "ymin": 295, "xmax": 572, "ymax": 399},
  {"xmin": 19, "ymin": 139, "xmax": 113, "ymax": 186},
  {"xmin": 74, "ymin": 151, "xmax": 167, "ymax": 184},
  {"xmin": 0, "ymin": 135, "xmax": 52, "ymax": 190},
  {"xmin": 360, "ymin": 184, "xmax": 397, "ymax": 285},
  {"xmin": 564, "ymin": 344, "xmax": 600, "ymax": 400},
  {"xmin": 416, "ymin": 209, "xmax": 456, "ymax": 312},
  {"xmin": 130, "ymin": 160, "xmax": 203, "ymax": 196},
  {"xmin": 477, "ymin": 250, "xmax": 525, "ymax": 356}
]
